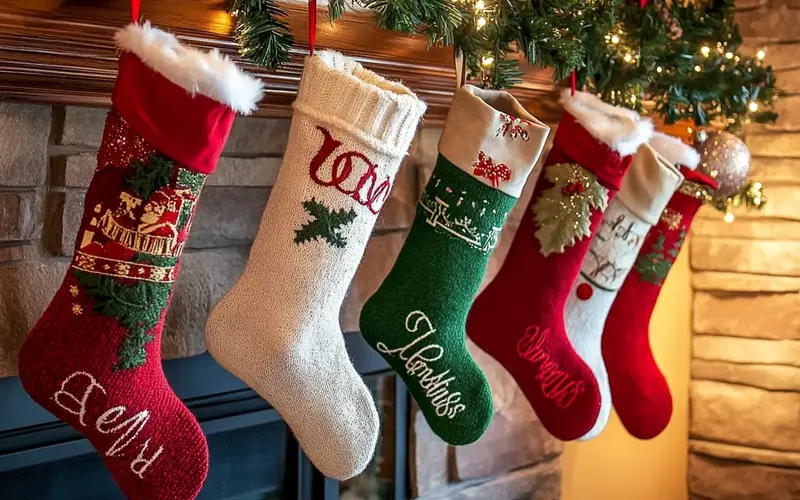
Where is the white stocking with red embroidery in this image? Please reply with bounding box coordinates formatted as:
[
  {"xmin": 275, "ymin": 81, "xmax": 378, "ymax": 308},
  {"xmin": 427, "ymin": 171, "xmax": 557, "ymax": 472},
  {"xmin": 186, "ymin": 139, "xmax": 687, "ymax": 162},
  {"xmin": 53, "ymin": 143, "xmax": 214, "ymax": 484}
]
[{"xmin": 205, "ymin": 51, "xmax": 426, "ymax": 480}]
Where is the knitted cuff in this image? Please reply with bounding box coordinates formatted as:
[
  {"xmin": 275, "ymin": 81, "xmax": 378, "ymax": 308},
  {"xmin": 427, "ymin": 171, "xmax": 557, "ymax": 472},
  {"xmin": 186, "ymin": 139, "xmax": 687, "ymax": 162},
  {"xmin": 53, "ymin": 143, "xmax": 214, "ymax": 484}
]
[
  {"xmin": 438, "ymin": 85, "xmax": 550, "ymax": 197},
  {"xmin": 293, "ymin": 51, "xmax": 427, "ymax": 159},
  {"xmin": 617, "ymin": 143, "xmax": 684, "ymax": 225}
]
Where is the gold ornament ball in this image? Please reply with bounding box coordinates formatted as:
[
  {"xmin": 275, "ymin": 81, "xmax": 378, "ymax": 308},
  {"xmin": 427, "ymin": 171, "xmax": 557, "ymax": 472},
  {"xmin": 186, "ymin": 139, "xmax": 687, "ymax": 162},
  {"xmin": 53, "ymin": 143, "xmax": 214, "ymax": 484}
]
[{"xmin": 695, "ymin": 131, "xmax": 751, "ymax": 198}]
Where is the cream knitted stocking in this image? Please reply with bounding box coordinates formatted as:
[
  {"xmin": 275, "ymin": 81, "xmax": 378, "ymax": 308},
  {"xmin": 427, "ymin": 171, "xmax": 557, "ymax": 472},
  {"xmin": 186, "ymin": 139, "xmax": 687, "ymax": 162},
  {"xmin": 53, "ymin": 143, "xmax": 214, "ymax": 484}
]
[{"xmin": 205, "ymin": 51, "xmax": 426, "ymax": 479}]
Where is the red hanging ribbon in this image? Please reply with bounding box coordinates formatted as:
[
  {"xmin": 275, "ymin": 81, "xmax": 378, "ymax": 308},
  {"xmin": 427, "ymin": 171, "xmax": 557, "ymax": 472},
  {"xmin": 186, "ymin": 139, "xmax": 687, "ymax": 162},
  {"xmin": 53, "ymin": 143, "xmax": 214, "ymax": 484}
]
[
  {"xmin": 571, "ymin": 70, "xmax": 576, "ymax": 96},
  {"xmin": 309, "ymin": 0, "xmax": 316, "ymax": 56},
  {"xmin": 131, "ymin": 0, "xmax": 140, "ymax": 22}
]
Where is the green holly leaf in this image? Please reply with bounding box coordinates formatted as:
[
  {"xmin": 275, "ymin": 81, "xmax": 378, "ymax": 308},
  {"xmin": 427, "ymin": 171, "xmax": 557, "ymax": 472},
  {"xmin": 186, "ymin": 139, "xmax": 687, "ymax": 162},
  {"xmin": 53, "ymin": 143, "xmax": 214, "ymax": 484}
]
[
  {"xmin": 532, "ymin": 163, "xmax": 609, "ymax": 256},
  {"xmin": 126, "ymin": 154, "xmax": 174, "ymax": 199},
  {"xmin": 74, "ymin": 268, "xmax": 172, "ymax": 371},
  {"xmin": 294, "ymin": 197, "xmax": 357, "ymax": 249}
]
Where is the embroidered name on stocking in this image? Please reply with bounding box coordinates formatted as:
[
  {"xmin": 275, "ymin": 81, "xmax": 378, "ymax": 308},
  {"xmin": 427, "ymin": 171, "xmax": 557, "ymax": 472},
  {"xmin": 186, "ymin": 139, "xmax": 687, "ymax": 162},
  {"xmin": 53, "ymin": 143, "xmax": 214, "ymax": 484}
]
[
  {"xmin": 517, "ymin": 326, "xmax": 586, "ymax": 408},
  {"xmin": 53, "ymin": 371, "xmax": 164, "ymax": 478},
  {"xmin": 309, "ymin": 126, "xmax": 392, "ymax": 214},
  {"xmin": 376, "ymin": 311, "xmax": 466, "ymax": 419}
]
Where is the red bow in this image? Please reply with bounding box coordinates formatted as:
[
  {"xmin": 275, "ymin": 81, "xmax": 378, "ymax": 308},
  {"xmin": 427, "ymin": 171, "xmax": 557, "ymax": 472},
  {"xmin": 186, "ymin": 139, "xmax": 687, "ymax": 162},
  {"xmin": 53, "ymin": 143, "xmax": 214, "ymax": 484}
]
[{"xmin": 472, "ymin": 151, "xmax": 512, "ymax": 188}]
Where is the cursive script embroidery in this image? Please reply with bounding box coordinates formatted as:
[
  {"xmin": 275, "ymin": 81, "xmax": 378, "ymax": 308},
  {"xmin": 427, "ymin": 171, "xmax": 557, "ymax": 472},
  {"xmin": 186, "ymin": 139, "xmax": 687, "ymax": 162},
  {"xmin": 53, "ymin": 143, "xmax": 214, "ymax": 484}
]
[
  {"xmin": 517, "ymin": 326, "xmax": 586, "ymax": 409},
  {"xmin": 53, "ymin": 371, "xmax": 164, "ymax": 478},
  {"xmin": 584, "ymin": 210, "xmax": 646, "ymax": 289},
  {"xmin": 309, "ymin": 126, "xmax": 392, "ymax": 214},
  {"xmin": 377, "ymin": 311, "xmax": 466, "ymax": 419}
]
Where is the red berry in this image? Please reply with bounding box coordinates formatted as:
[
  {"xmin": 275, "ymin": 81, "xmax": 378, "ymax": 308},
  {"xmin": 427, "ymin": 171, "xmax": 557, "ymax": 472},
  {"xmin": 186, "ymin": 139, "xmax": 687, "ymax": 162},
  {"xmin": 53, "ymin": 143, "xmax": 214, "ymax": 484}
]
[{"xmin": 576, "ymin": 283, "xmax": 593, "ymax": 300}]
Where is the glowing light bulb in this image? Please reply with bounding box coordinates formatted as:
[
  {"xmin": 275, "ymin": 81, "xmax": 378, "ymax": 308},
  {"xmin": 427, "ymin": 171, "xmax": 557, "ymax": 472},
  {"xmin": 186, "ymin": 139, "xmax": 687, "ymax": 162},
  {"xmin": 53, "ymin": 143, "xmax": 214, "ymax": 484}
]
[
  {"xmin": 656, "ymin": 66, "xmax": 663, "ymax": 73},
  {"xmin": 748, "ymin": 101, "xmax": 759, "ymax": 112},
  {"xmin": 630, "ymin": 94, "xmax": 637, "ymax": 103},
  {"xmin": 701, "ymin": 46, "xmax": 710, "ymax": 56},
  {"xmin": 753, "ymin": 181, "xmax": 762, "ymax": 189},
  {"xmin": 611, "ymin": 35, "xmax": 620, "ymax": 44},
  {"xmin": 756, "ymin": 49, "xmax": 766, "ymax": 60},
  {"xmin": 725, "ymin": 52, "xmax": 734, "ymax": 59},
  {"xmin": 724, "ymin": 212, "xmax": 735, "ymax": 223},
  {"xmin": 694, "ymin": 65, "xmax": 702, "ymax": 72},
  {"xmin": 687, "ymin": 127, "xmax": 694, "ymax": 134},
  {"xmin": 623, "ymin": 53, "xmax": 633, "ymax": 63},
  {"xmin": 481, "ymin": 55, "xmax": 494, "ymax": 67},
  {"xmin": 477, "ymin": 16, "xmax": 487, "ymax": 28},
  {"xmin": 754, "ymin": 197, "xmax": 762, "ymax": 206}
]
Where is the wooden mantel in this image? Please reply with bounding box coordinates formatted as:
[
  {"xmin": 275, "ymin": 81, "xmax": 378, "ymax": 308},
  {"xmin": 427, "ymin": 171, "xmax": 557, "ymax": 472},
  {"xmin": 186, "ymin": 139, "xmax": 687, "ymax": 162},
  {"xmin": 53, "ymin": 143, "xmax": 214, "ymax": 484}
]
[{"xmin": 0, "ymin": 0, "xmax": 562, "ymax": 124}]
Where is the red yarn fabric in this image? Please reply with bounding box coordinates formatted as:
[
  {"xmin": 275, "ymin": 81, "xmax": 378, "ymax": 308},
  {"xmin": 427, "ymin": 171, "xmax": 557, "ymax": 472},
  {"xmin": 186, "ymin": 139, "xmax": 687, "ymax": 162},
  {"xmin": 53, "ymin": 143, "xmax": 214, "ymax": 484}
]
[
  {"xmin": 466, "ymin": 112, "xmax": 633, "ymax": 440},
  {"xmin": 602, "ymin": 167, "xmax": 717, "ymax": 440},
  {"xmin": 17, "ymin": 53, "xmax": 231, "ymax": 499}
]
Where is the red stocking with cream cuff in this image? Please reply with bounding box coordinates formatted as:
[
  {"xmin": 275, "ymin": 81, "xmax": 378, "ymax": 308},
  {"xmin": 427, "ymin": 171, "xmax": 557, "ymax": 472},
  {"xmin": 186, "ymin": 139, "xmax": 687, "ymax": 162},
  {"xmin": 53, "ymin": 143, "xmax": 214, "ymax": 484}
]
[
  {"xmin": 18, "ymin": 23, "xmax": 262, "ymax": 499},
  {"xmin": 466, "ymin": 90, "xmax": 653, "ymax": 440},
  {"xmin": 603, "ymin": 161, "xmax": 718, "ymax": 440}
]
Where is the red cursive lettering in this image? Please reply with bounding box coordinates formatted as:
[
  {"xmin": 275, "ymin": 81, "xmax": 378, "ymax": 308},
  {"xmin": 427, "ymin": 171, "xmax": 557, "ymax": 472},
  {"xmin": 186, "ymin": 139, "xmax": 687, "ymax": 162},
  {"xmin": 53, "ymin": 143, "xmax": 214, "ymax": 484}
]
[
  {"xmin": 517, "ymin": 326, "xmax": 586, "ymax": 409},
  {"xmin": 309, "ymin": 126, "xmax": 392, "ymax": 214}
]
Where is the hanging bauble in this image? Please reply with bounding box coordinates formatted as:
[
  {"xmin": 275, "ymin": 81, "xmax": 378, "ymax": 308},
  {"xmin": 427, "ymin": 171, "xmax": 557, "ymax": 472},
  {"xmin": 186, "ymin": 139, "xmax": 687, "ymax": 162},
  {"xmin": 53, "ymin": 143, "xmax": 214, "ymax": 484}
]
[{"xmin": 695, "ymin": 131, "xmax": 751, "ymax": 199}]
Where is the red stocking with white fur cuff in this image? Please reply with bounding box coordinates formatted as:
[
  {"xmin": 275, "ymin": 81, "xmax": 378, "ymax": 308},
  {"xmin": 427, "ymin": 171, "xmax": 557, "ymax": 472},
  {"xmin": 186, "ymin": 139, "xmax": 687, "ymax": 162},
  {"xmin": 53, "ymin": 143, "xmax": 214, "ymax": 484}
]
[{"xmin": 18, "ymin": 23, "xmax": 262, "ymax": 500}]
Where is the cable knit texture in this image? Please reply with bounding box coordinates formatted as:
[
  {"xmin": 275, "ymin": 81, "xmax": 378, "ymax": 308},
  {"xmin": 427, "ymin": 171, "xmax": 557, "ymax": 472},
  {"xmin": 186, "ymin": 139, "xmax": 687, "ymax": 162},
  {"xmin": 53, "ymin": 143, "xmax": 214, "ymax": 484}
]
[
  {"xmin": 360, "ymin": 85, "xmax": 549, "ymax": 445},
  {"xmin": 564, "ymin": 142, "xmax": 683, "ymax": 441},
  {"xmin": 205, "ymin": 51, "xmax": 425, "ymax": 480}
]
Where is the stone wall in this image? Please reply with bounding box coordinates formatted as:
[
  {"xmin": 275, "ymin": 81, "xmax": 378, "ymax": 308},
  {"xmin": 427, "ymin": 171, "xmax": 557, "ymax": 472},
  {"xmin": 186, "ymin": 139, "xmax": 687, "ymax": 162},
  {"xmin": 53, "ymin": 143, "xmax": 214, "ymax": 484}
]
[
  {"xmin": 0, "ymin": 102, "xmax": 561, "ymax": 497},
  {"xmin": 688, "ymin": 2, "xmax": 800, "ymax": 498}
]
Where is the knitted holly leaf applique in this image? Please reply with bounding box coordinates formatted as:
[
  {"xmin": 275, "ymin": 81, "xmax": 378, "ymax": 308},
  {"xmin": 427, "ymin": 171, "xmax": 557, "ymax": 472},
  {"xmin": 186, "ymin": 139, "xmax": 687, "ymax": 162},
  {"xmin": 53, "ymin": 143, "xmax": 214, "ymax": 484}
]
[
  {"xmin": 532, "ymin": 163, "xmax": 609, "ymax": 256},
  {"xmin": 126, "ymin": 154, "xmax": 174, "ymax": 199},
  {"xmin": 74, "ymin": 267, "xmax": 172, "ymax": 371},
  {"xmin": 294, "ymin": 197, "xmax": 357, "ymax": 249}
]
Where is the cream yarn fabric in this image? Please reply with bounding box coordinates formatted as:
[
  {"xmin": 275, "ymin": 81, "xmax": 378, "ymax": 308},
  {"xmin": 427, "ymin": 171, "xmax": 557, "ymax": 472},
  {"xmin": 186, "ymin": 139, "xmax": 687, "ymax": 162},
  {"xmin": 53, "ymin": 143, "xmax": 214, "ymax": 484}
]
[
  {"xmin": 205, "ymin": 51, "xmax": 426, "ymax": 479},
  {"xmin": 564, "ymin": 142, "xmax": 683, "ymax": 440}
]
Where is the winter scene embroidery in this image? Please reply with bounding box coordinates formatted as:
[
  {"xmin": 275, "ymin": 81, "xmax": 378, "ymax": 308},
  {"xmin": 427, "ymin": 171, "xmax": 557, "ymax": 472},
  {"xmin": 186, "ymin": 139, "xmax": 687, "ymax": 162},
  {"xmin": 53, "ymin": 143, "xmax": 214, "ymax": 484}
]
[
  {"xmin": 580, "ymin": 206, "xmax": 646, "ymax": 291},
  {"xmin": 309, "ymin": 126, "xmax": 392, "ymax": 214},
  {"xmin": 495, "ymin": 113, "xmax": 531, "ymax": 141},
  {"xmin": 54, "ymin": 372, "xmax": 164, "ymax": 478},
  {"xmin": 517, "ymin": 326, "xmax": 586, "ymax": 409},
  {"xmin": 418, "ymin": 172, "xmax": 504, "ymax": 254},
  {"xmin": 376, "ymin": 311, "xmax": 466, "ymax": 420},
  {"xmin": 472, "ymin": 151, "xmax": 512, "ymax": 188}
]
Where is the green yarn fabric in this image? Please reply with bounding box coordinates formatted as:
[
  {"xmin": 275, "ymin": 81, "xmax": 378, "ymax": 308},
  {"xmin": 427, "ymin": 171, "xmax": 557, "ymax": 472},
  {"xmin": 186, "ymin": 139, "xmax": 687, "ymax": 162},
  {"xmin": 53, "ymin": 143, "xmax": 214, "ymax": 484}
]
[{"xmin": 360, "ymin": 157, "xmax": 516, "ymax": 445}]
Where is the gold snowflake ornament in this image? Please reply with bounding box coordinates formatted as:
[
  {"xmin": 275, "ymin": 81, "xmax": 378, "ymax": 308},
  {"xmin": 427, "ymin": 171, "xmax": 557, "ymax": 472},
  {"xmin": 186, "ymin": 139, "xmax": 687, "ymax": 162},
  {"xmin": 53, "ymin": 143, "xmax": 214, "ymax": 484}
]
[
  {"xmin": 660, "ymin": 207, "xmax": 683, "ymax": 230},
  {"xmin": 69, "ymin": 285, "xmax": 80, "ymax": 297},
  {"xmin": 72, "ymin": 304, "xmax": 83, "ymax": 316}
]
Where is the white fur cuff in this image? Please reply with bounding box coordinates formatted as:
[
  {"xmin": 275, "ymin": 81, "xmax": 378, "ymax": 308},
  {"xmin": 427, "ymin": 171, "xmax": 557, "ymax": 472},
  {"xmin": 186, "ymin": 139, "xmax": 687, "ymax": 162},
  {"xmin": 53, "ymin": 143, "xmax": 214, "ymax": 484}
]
[
  {"xmin": 649, "ymin": 132, "xmax": 701, "ymax": 170},
  {"xmin": 559, "ymin": 90, "xmax": 653, "ymax": 156},
  {"xmin": 116, "ymin": 22, "xmax": 264, "ymax": 114}
]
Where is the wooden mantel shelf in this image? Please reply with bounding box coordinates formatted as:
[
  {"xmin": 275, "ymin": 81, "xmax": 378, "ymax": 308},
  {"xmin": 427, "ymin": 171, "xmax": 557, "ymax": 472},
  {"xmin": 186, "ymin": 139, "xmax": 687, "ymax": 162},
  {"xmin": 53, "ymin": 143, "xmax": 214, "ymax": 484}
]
[{"xmin": 0, "ymin": 0, "xmax": 562, "ymax": 124}]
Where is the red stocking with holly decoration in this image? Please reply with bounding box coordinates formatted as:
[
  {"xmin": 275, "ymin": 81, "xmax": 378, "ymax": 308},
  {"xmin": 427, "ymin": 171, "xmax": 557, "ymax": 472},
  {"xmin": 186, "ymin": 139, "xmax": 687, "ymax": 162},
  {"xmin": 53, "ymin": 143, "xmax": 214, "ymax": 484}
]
[{"xmin": 18, "ymin": 23, "xmax": 262, "ymax": 499}]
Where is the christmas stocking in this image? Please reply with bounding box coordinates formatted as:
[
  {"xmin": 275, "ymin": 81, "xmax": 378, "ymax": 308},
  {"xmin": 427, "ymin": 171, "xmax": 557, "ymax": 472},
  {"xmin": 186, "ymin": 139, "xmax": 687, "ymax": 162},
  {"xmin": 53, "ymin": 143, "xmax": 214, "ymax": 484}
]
[
  {"xmin": 360, "ymin": 85, "xmax": 550, "ymax": 445},
  {"xmin": 466, "ymin": 90, "xmax": 653, "ymax": 441},
  {"xmin": 205, "ymin": 51, "xmax": 426, "ymax": 479},
  {"xmin": 563, "ymin": 134, "xmax": 684, "ymax": 441},
  {"xmin": 603, "ymin": 134, "xmax": 717, "ymax": 440},
  {"xmin": 18, "ymin": 23, "xmax": 262, "ymax": 499}
]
